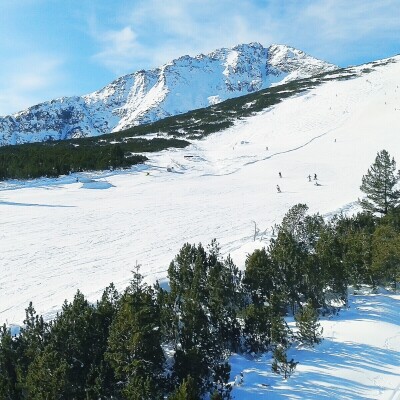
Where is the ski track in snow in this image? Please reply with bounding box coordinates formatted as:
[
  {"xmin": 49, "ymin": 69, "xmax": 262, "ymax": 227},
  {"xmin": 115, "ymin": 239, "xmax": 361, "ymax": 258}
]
[{"xmin": 0, "ymin": 55, "xmax": 400, "ymax": 398}]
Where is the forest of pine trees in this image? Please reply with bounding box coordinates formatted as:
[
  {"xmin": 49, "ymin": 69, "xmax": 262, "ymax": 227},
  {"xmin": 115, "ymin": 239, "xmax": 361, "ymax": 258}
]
[
  {"xmin": 2, "ymin": 204, "xmax": 400, "ymax": 399},
  {"xmin": 0, "ymin": 150, "xmax": 399, "ymax": 398}
]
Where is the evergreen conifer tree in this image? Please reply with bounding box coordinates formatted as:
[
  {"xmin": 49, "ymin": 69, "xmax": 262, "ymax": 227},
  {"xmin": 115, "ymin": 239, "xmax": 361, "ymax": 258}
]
[
  {"xmin": 294, "ymin": 301, "xmax": 323, "ymax": 346},
  {"xmin": 0, "ymin": 325, "xmax": 20, "ymax": 399},
  {"xmin": 371, "ymin": 225, "xmax": 400, "ymax": 288},
  {"xmin": 168, "ymin": 376, "xmax": 199, "ymax": 400},
  {"xmin": 105, "ymin": 267, "xmax": 165, "ymax": 399},
  {"xmin": 243, "ymin": 248, "xmax": 274, "ymax": 305},
  {"xmin": 47, "ymin": 290, "xmax": 98, "ymax": 398},
  {"xmin": 167, "ymin": 242, "xmax": 234, "ymax": 397},
  {"xmin": 242, "ymin": 304, "xmax": 271, "ymax": 353},
  {"xmin": 271, "ymin": 345, "xmax": 297, "ymax": 379},
  {"xmin": 270, "ymin": 313, "xmax": 291, "ymax": 348},
  {"xmin": 24, "ymin": 348, "xmax": 68, "ymax": 399},
  {"xmin": 360, "ymin": 150, "xmax": 400, "ymax": 215}
]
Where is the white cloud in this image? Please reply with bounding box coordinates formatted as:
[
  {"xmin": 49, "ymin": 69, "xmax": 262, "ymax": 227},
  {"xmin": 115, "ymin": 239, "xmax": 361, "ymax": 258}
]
[
  {"xmin": 0, "ymin": 55, "xmax": 66, "ymax": 115},
  {"xmin": 92, "ymin": 26, "xmax": 143, "ymax": 73},
  {"xmin": 88, "ymin": 0, "xmax": 400, "ymax": 73}
]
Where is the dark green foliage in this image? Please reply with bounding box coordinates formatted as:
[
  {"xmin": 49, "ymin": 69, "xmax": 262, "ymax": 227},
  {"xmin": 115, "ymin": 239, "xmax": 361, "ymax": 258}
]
[
  {"xmin": 18, "ymin": 303, "xmax": 49, "ymax": 377},
  {"xmin": 270, "ymin": 313, "xmax": 292, "ymax": 349},
  {"xmin": 279, "ymin": 204, "xmax": 324, "ymax": 251},
  {"xmin": 243, "ymin": 248, "xmax": 275, "ymax": 304},
  {"xmin": 268, "ymin": 228, "xmax": 309, "ymax": 312},
  {"xmin": 165, "ymin": 241, "xmax": 239, "ymax": 398},
  {"xmin": 24, "ymin": 349, "xmax": 68, "ymax": 399},
  {"xmin": 105, "ymin": 268, "xmax": 165, "ymax": 398},
  {"xmin": 381, "ymin": 207, "xmax": 400, "ymax": 232},
  {"xmin": 295, "ymin": 301, "xmax": 323, "ymax": 346},
  {"xmin": 242, "ymin": 304, "xmax": 271, "ymax": 353},
  {"xmin": 371, "ymin": 225, "xmax": 400, "ymax": 288},
  {"xmin": 168, "ymin": 376, "xmax": 199, "ymax": 400},
  {"xmin": 0, "ymin": 325, "xmax": 20, "ymax": 400},
  {"xmin": 360, "ymin": 150, "xmax": 400, "ymax": 215},
  {"xmin": 0, "ymin": 138, "xmax": 190, "ymax": 180},
  {"xmin": 271, "ymin": 345, "xmax": 297, "ymax": 379},
  {"xmin": 315, "ymin": 222, "xmax": 347, "ymax": 300},
  {"xmin": 121, "ymin": 376, "xmax": 161, "ymax": 400}
]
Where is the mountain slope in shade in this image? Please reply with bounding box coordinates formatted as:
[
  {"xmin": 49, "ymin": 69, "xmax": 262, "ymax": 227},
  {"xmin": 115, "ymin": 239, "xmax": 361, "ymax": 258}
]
[{"xmin": 0, "ymin": 43, "xmax": 336, "ymax": 146}]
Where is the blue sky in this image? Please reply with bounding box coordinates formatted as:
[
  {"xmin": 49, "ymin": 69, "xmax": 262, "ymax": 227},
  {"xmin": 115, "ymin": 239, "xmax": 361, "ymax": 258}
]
[{"xmin": 1, "ymin": 0, "xmax": 399, "ymax": 116}]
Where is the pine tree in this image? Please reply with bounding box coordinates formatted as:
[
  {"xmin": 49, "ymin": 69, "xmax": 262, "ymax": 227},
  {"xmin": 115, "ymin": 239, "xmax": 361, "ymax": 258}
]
[
  {"xmin": 242, "ymin": 304, "xmax": 271, "ymax": 353},
  {"xmin": 243, "ymin": 248, "xmax": 274, "ymax": 305},
  {"xmin": 268, "ymin": 230, "xmax": 308, "ymax": 312},
  {"xmin": 207, "ymin": 251, "xmax": 242, "ymax": 353},
  {"xmin": 17, "ymin": 303, "xmax": 49, "ymax": 379},
  {"xmin": 105, "ymin": 268, "xmax": 165, "ymax": 399},
  {"xmin": 24, "ymin": 348, "xmax": 68, "ymax": 399},
  {"xmin": 295, "ymin": 301, "xmax": 323, "ymax": 346},
  {"xmin": 168, "ymin": 375, "xmax": 199, "ymax": 400},
  {"xmin": 270, "ymin": 313, "xmax": 291, "ymax": 348},
  {"xmin": 315, "ymin": 222, "xmax": 348, "ymax": 302},
  {"xmin": 85, "ymin": 283, "xmax": 121, "ymax": 398},
  {"xmin": 371, "ymin": 225, "xmax": 400, "ymax": 288},
  {"xmin": 271, "ymin": 345, "xmax": 297, "ymax": 379},
  {"xmin": 47, "ymin": 290, "xmax": 97, "ymax": 398},
  {"xmin": 167, "ymin": 242, "xmax": 234, "ymax": 397},
  {"xmin": 0, "ymin": 325, "xmax": 20, "ymax": 400},
  {"xmin": 360, "ymin": 150, "xmax": 400, "ymax": 215}
]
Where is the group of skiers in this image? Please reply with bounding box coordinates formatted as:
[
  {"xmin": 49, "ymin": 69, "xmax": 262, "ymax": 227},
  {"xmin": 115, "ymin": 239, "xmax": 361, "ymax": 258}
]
[{"xmin": 276, "ymin": 172, "xmax": 319, "ymax": 193}]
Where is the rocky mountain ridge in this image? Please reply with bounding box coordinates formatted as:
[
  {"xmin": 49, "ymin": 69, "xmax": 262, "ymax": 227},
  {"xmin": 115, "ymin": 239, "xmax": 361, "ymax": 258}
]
[{"xmin": 0, "ymin": 43, "xmax": 337, "ymax": 146}]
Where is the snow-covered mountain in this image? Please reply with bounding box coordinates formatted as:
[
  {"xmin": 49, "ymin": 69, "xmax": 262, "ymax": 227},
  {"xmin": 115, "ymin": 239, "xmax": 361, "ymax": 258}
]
[{"xmin": 0, "ymin": 43, "xmax": 336, "ymax": 146}]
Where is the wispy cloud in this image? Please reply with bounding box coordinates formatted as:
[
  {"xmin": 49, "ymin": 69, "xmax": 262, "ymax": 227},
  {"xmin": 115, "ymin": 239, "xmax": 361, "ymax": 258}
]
[
  {"xmin": 92, "ymin": 26, "xmax": 143, "ymax": 74},
  {"xmin": 0, "ymin": 55, "xmax": 66, "ymax": 116},
  {"xmin": 89, "ymin": 0, "xmax": 400, "ymax": 75}
]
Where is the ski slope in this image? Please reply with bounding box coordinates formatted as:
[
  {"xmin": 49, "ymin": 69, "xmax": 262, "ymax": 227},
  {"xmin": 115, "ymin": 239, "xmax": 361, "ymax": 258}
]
[{"xmin": 0, "ymin": 55, "xmax": 400, "ymax": 398}]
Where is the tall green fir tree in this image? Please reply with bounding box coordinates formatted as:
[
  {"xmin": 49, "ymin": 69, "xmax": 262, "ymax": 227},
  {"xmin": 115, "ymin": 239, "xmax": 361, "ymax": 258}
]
[
  {"xmin": 168, "ymin": 376, "xmax": 199, "ymax": 400},
  {"xmin": 360, "ymin": 150, "xmax": 400, "ymax": 215},
  {"xmin": 294, "ymin": 301, "xmax": 323, "ymax": 346},
  {"xmin": 105, "ymin": 267, "xmax": 165, "ymax": 399},
  {"xmin": 271, "ymin": 345, "xmax": 297, "ymax": 379},
  {"xmin": 0, "ymin": 325, "xmax": 20, "ymax": 400}
]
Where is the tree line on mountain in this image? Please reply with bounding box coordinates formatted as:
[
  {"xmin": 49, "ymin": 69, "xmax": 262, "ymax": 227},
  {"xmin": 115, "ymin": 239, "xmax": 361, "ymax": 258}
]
[
  {"xmin": 0, "ymin": 137, "xmax": 189, "ymax": 180},
  {"xmin": 0, "ymin": 150, "xmax": 399, "ymax": 399}
]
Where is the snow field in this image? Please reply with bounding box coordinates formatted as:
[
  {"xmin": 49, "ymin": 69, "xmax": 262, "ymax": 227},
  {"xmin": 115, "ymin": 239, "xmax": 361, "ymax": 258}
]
[
  {"xmin": 230, "ymin": 293, "xmax": 400, "ymax": 400},
  {"xmin": 1, "ymin": 57, "xmax": 400, "ymax": 325}
]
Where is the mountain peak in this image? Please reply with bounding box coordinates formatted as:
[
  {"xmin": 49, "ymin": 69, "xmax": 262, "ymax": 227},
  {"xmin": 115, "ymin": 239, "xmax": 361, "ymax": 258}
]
[{"xmin": 0, "ymin": 42, "xmax": 337, "ymax": 146}]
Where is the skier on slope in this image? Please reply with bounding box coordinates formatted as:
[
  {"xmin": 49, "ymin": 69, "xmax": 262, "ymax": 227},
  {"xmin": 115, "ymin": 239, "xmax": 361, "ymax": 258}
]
[
  {"xmin": 314, "ymin": 173, "xmax": 317, "ymax": 180},
  {"xmin": 308, "ymin": 175, "xmax": 311, "ymax": 182},
  {"xmin": 276, "ymin": 185, "xmax": 281, "ymax": 193},
  {"xmin": 279, "ymin": 172, "xmax": 282, "ymax": 178}
]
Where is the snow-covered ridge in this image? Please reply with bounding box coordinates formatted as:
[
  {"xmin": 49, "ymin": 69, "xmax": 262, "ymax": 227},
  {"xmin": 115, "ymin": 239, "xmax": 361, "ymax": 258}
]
[{"xmin": 0, "ymin": 43, "xmax": 336, "ymax": 146}]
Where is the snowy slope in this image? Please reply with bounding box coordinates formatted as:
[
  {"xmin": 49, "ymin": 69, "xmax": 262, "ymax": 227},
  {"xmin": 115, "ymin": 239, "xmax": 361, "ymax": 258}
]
[
  {"xmin": 1, "ymin": 56, "xmax": 400, "ymax": 324},
  {"xmin": 230, "ymin": 290, "xmax": 400, "ymax": 400},
  {"xmin": 0, "ymin": 43, "xmax": 336, "ymax": 145},
  {"xmin": 1, "ymin": 53, "xmax": 400, "ymax": 400}
]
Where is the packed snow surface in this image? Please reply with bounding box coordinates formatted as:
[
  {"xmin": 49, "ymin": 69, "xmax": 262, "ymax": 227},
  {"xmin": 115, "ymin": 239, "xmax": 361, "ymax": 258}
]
[{"xmin": 0, "ymin": 55, "xmax": 400, "ymax": 398}]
